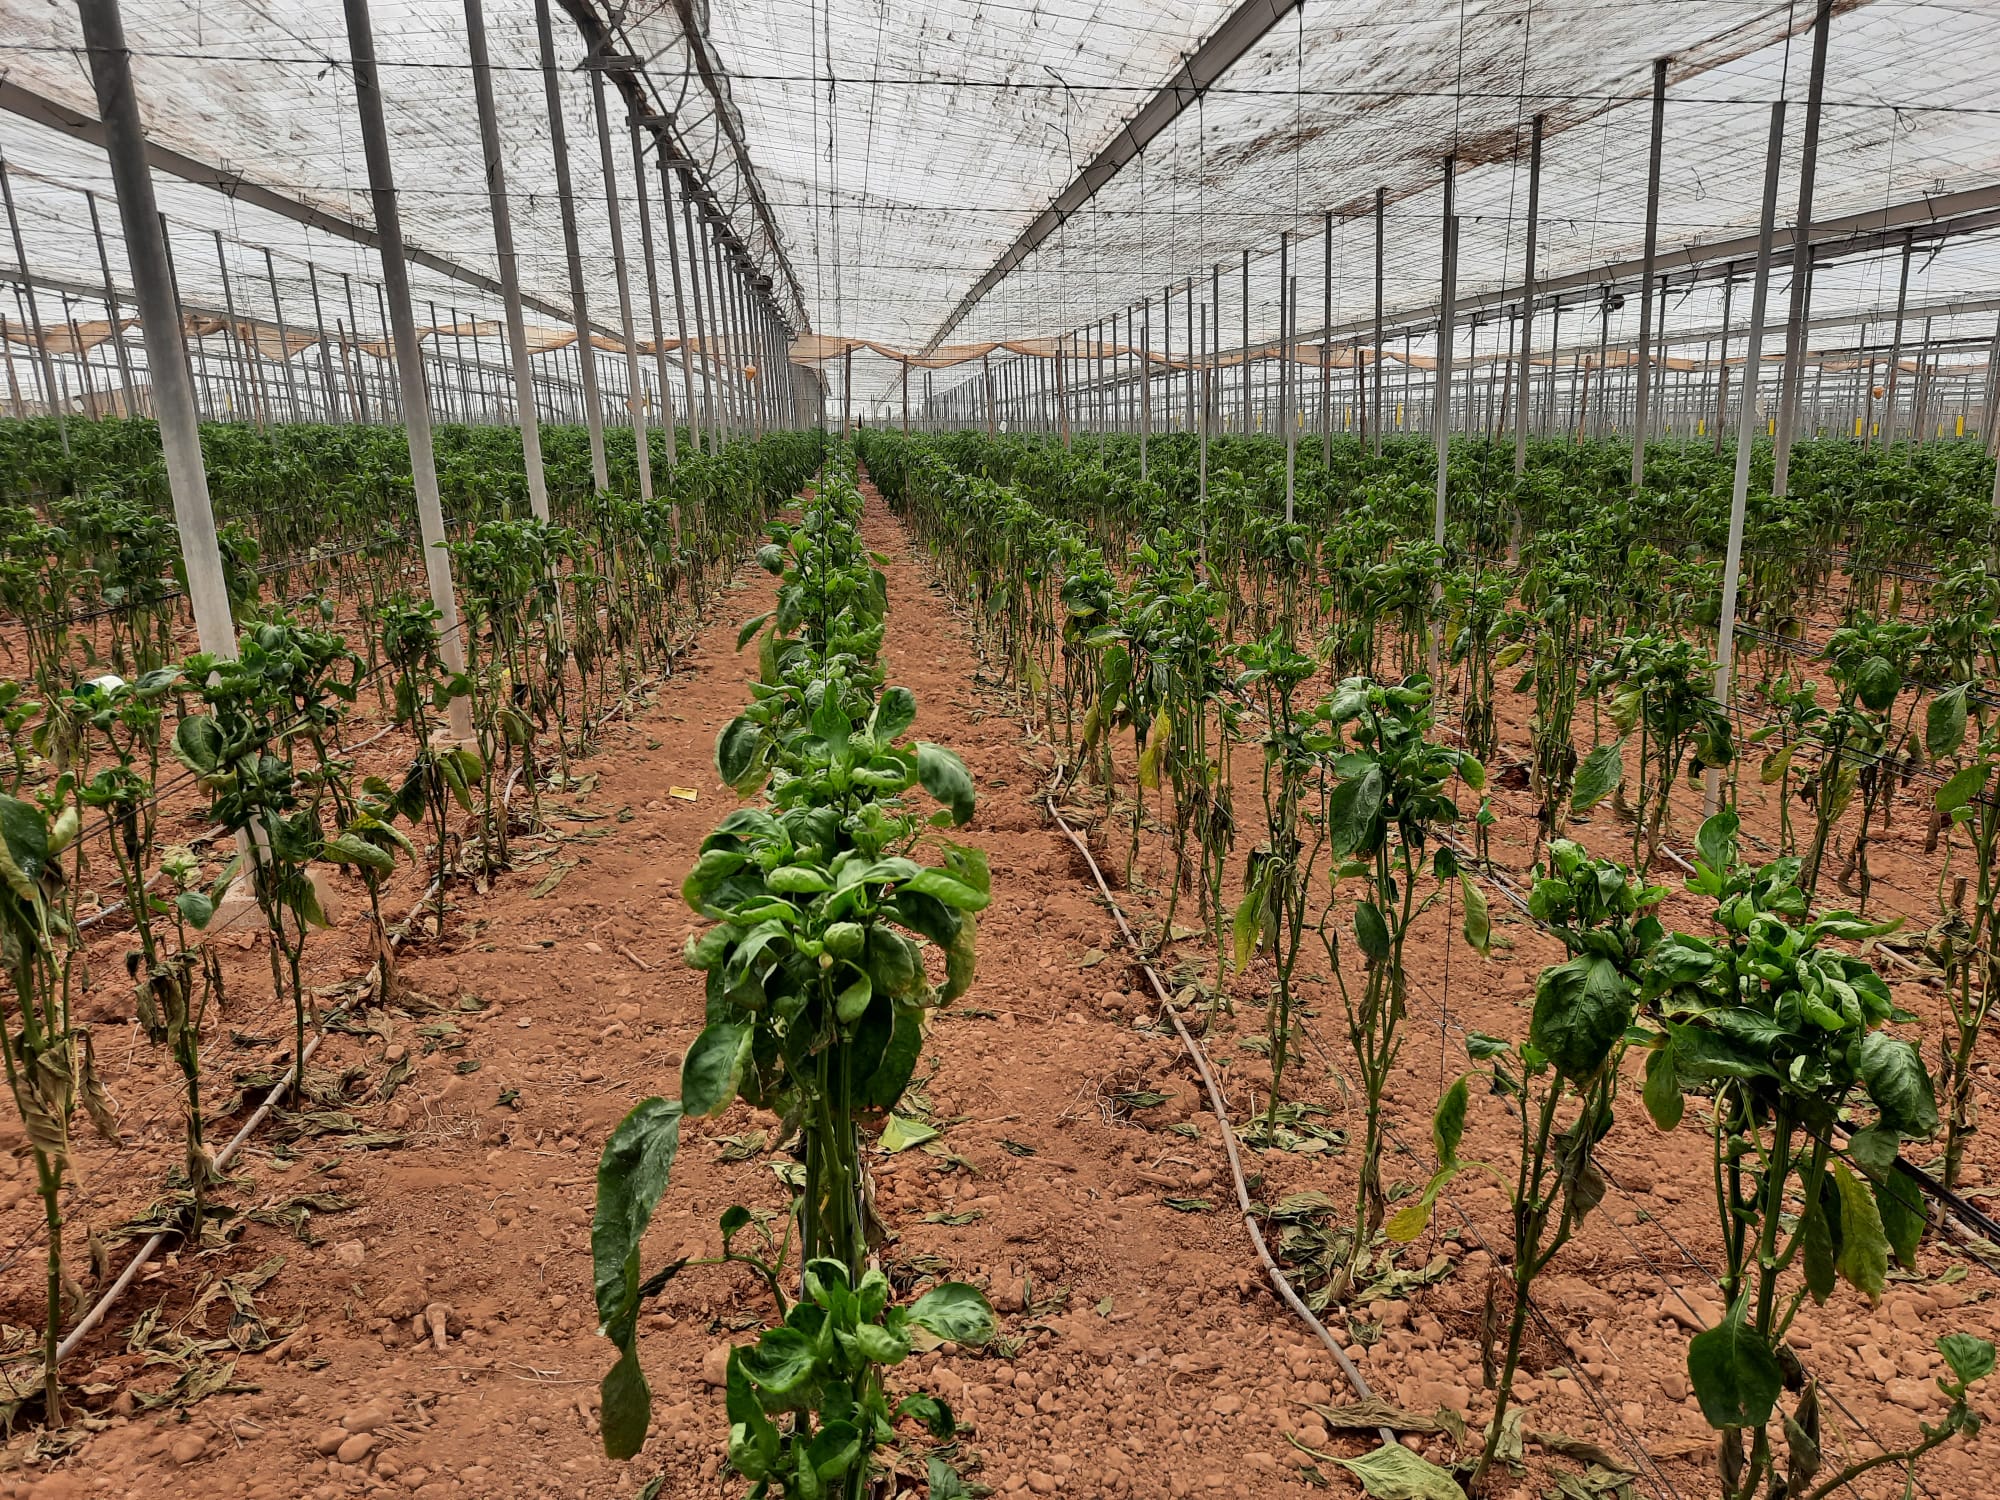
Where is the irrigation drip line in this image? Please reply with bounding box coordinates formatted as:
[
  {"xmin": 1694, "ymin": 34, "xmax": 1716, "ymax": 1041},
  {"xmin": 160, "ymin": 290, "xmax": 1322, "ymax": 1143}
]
[{"xmin": 1043, "ymin": 786, "xmax": 1396, "ymax": 1452}]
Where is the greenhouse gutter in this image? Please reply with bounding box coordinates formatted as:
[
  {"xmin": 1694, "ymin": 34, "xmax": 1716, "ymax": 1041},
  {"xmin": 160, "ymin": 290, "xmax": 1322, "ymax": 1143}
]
[
  {"xmin": 921, "ymin": 0, "xmax": 1306, "ymax": 355},
  {"xmin": 0, "ymin": 78, "xmax": 623, "ymax": 343}
]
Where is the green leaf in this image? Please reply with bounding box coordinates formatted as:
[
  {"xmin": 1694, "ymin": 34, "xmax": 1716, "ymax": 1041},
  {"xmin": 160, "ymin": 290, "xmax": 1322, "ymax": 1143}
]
[
  {"xmin": 926, "ymin": 1457, "xmax": 972, "ymax": 1499},
  {"xmin": 1939, "ymin": 1334, "xmax": 1996, "ymax": 1388},
  {"xmin": 1459, "ymin": 874, "xmax": 1489, "ymax": 956},
  {"xmin": 1801, "ymin": 1174, "xmax": 1836, "ymax": 1305},
  {"xmin": 1329, "ymin": 765, "xmax": 1386, "ymax": 858},
  {"xmin": 681, "ymin": 1023, "xmax": 752, "ymax": 1118},
  {"xmin": 1571, "ymin": 739, "xmax": 1625, "ymax": 814},
  {"xmin": 878, "ymin": 1114, "xmax": 938, "ymax": 1153},
  {"xmin": 735, "ymin": 611, "xmax": 772, "ymax": 651},
  {"xmin": 1928, "ymin": 686, "xmax": 1969, "ymax": 759},
  {"xmin": 1936, "ymin": 762, "xmax": 1987, "ymax": 814},
  {"xmin": 1875, "ymin": 1169, "xmax": 1927, "ymax": 1271},
  {"xmin": 915, "ymin": 742, "xmax": 976, "ymax": 825},
  {"xmin": 739, "ymin": 1325, "xmax": 817, "ymax": 1397},
  {"xmin": 1330, "ymin": 1441, "xmax": 1467, "ymax": 1500},
  {"xmin": 1530, "ymin": 955, "xmax": 1631, "ymax": 1080},
  {"xmin": 1231, "ymin": 886, "xmax": 1264, "ymax": 971},
  {"xmin": 1643, "ymin": 1040, "xmax": 1684, "ymax": 1131},
  {"xmin": 715, "ymin": 716, "xmax": 768, "ymax": 794},
  {"xmin": 591, "ymin": 1098, "xmax": 683, "ymax": 1459},
  {"xmin": 175, "ymin": 890, "xmax": 215, "ymax": 930},
  {"xmin": 1433, "ymin": 1075, "xmax": 1468, "ymax": 1166},
  {"xmin": 1858, "ymin": 1031, "xmax": 1939, "ymax": 1137},
  {"xmin": 1354, "ymin": 900, "xmax": 1391, "ymax": 963},
  {"xmin": 1686, "ymin": 1296, "xmax": 1783, "ymax": 1430},
  {"xmin": 1855, "ymin": 655, "xmax": 1901, "ymax": 713},
  {"xmin": 599, "ymin": 1343, "xmax": 652, "ymax": 1462},
  {"xmin": 908, "ymin": 1283, "xmax": 996, "ymax": 1345},
  {"xmin": 903, "ymin": 868, "xmax": 990, "ymax": 911},
  {"xmin": 872, "ymin": 686, "xmax": 918, "ymax": 743},
  {"xmin": 1832, "ymin": 1162, "xmax": 1888, "ymax": 1299},
  {"xmin": 1694, "ymin": 810, "xmax": 1739, "ymax": 879},
  {"xmin": 322, "ymin": 832, "xmax": 394, "ymax": 874}
]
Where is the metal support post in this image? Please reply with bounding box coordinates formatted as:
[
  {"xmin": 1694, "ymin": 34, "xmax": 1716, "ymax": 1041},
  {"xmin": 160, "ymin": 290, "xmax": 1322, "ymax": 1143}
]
[
  {"xmin": 589, "ymin": 66, "xmax": 651, "ymax": 500},
  {"xmin": 1630, "ymin": 59, "xmax": 1667, "ymax": 488},
  {"xmin": 628, "ymin": 114, "xmax": 677, "ymax": 469},
  {"xmin": 342, "ymin": 0, "xmax": 473, "ymax": 739},
  {"xmin": 1772, "ymin": 0, "xmax": 1834, "ymax": 496},
  {"xmin": 2, "ymin": 159, "xmax": 69, "ymax": 448},
  {"xmin": 465, "ymin": 0, "xmax": 548, "ymax": 514},
  {"xmin": 1514, "ymin": 115, "xmax": 1543, "ymax": 474},
  {"xmin": 535, "ymin": 0, "xmax": 608, "ymax": 491},
  {"xmin": 1434, "ymin": 158, "xmax": 1456, "ymax": 547},
  {"xmin": 78, "ymin": 0, "xmax": 234, "ymax": 652},
  {"xmin": 1708, "ymin": 102, "xmax": 1787, "ymax": 815}
]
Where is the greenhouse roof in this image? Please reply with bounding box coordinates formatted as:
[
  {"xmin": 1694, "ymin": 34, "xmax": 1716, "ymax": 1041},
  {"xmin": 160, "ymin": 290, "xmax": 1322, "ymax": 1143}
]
[{"xmin": 1, "ymin": 0, "xmax": 1996, "ymax": 412}]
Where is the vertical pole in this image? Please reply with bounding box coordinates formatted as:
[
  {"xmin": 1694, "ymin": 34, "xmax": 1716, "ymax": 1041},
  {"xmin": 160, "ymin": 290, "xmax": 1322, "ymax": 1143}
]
[
  {"xmin": 841, "ymin": 344, "xmax": 853, "ymax": 438},
  {"xmin": 465, "ymin": 0, "xmax": 549, "ymax": 515},
  {"xmin": 1056, "ymin": 333, "xmax": 1071, "ymax": 449},
  {"xmin": 374, "ymin": 283, "xmax": 401, "ymax": 419},
  {"xmin": 984, "ymin": 352, "xmax": 996, "ymax": 441},
  {"xmin": 63, "ymin": 294, "xmax": 101, "ymax": 422},
  {"xmin": 1, "ymin": 314, "xmax": 22, "ymax": 418},
  {"xmin": 697, "ymin": 213, "xmax": 732, "ymax": 442},
  {"xmin": 1372, "ymin": 187, "xmax": 1386, "ymax": 458},
  {"xmin": 589, "ymin": 65, "xmax": 652, "ymax": 501},
  {"xmin": 1139, "ymin": 298, "xmax": 1151, "ymax": 476},
  {"xmin": 341, "ymin": 274, "xmax": 372, "ymax": 422},
  {"xmin": 1712, "ymin": 268, "xmax": 1735, "ymax": 454},
  {"xmin": 655, "ymin": 154, "xmax": 703, "ymax": 454},
  {"xmin": 1980, "ymin": 313, "xmax": 2000, "ymax": 458},
  {"xmin": 1, "ymin": 161, "xmax": 68, "ymax": 449},
  {"xmin": 1241, "ymin": 249, "xmax": 1251, "ymax": 434},
  {"xmin": 263, "ymin": 250, "xmax": 301, "ymax": 422},
  {"xmin": 1630, "ymin": 58, "xmax": 1667, "ymax": 489},
  {"xmin": 78, "ymin": 0, "xmax": 234, "ymax": 651},
  {"xmin": 1284, "ymin": 268, "xmax": 1297, "ymax": 523},
  {"xmin": 85, "ymin": 191, "xmax": 138, "ymax": 416},
  {"xmin": 342, "ymin": 0, "xmax": 473, "ymax": 739},
  {"xmin": 535, "ymin": 0, "xmax": 608, "ymax": 492},
  {"xmin": 1708, "ymin": 101, "xmax": 1788, "ymax": 815},
  {"xmin": 1882, "ymin": 233, "xmax": 1914, "ymax": 447},
  {"xmin": 212, "ymin": 231, "xmax": 261, "ymax": 427},
  {"xmin": 628, "ymin": 114, "xmax": 678, "ymax": 469},
  {"xmin": 1772, "ymin": 0, "xmax": 1835, "ymax": 496},
  {"xmin": 1434, "ymin": 157, "xmax": 1456, "ymax": 547},
  {"xmin": 901, "ymin": 358, "xmax": 909, "ymax": 436},
  {"xmin": 1514, "ymin": 114, "xmax": 1544, "ymax": 475},
  {"xmin": 1321, "ymin": 210, "xmax": 1334, "ymax": 464},
  {"xmin": 1198, "ymin": 296, "xmax": 1210, "ymax": 505}
]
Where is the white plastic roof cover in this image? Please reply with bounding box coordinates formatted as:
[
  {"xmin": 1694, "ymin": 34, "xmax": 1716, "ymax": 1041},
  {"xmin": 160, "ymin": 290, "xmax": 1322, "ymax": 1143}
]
[
  {"xmin": 2, "ymin": 0, "xmax": 1997, "ymax": 416},
  {"xmin": 0, "ymin": 0, "xmax": 804, "ymax": 356}
]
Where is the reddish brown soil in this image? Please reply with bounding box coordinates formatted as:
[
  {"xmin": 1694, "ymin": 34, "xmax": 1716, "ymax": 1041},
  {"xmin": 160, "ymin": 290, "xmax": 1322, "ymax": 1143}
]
[{"xmin": 0, "ymin": 483, "xmax": 1994, "ymax": 1500}]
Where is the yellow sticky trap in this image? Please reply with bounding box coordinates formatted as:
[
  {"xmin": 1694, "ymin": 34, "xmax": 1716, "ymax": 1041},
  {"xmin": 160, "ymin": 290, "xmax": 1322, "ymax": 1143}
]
[{"xmin": 668, "ymin": 787, "xmax": 699, "ymax": 802}]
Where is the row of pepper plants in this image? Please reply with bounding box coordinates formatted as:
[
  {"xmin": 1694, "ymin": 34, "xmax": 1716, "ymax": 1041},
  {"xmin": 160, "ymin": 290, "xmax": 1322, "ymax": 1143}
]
[
  {"xmin": 0, "ymin": 414, "xmax": 822, "ymax": 1429},
  {"xmin": 864, "ymin": 426, "xmax": 1997, "ymax": 1499},
  {"xmin": 591, "ymin": 447, "xmax": 998, "ymax": 1497}
]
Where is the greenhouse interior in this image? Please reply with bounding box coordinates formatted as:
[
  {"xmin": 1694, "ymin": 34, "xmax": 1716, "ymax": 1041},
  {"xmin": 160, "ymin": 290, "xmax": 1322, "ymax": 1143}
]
[{"xmin": 1, "ymin": 0, "xmax": 2000, "ymax": 1497}]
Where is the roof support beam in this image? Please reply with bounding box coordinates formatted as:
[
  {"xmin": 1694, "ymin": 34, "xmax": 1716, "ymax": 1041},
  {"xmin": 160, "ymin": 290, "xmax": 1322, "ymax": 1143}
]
[
  {"xmin": 1308, "ymin": 181, "xmax": 2000, "ymax": 349},
  {"xmin": 921, "ymin": 0, "xmax": 1305, "ymax": 353}
]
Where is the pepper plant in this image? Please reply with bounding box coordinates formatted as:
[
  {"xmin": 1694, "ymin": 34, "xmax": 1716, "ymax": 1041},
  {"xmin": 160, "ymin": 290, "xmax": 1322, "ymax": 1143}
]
[
  {"xmin": 592, "ymin": 463, "xmax": 993, "ymax": 1493},
  {"xmin": 1320, "ymin": 674, "xmax": 1483, "ymax": 1296},
  {"xmin": 1639, "ymin": 811, "xmax": 1966, "ymax": 1500}
]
